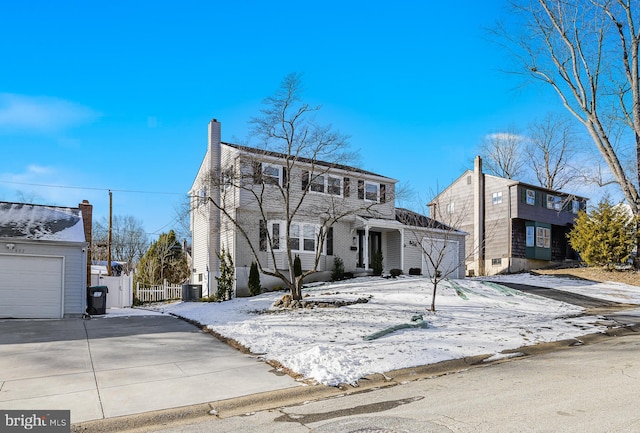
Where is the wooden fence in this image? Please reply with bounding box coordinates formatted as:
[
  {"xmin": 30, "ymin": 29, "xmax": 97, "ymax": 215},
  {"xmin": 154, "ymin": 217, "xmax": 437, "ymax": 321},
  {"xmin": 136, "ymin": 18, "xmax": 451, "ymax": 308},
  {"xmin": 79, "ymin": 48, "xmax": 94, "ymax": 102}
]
[{"xmin": 136, "ymin": 281, "xmax": 183, "ymax": 303}]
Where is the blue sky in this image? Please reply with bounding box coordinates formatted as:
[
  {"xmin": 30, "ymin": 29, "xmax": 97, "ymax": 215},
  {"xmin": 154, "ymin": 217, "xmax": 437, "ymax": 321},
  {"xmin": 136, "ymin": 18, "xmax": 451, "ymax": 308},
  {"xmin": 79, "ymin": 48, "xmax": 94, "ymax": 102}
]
[{"xmin": 1, "ymin": 0, "xmax": 585, "ymax": 239}]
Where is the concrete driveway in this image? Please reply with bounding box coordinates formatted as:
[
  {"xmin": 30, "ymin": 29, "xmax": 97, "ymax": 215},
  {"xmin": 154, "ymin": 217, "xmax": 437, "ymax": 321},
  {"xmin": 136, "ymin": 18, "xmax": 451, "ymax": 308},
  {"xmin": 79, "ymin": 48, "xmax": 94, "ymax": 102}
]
[{"xmin": 0, "ymin": 312, "xmax": 301, "ymax": 424}]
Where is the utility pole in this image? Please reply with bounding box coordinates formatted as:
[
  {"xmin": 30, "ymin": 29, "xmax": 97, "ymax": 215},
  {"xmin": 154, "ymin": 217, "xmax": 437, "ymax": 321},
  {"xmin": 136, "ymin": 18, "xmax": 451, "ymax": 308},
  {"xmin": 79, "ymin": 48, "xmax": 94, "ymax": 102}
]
[{"xmin": 107, "ymin": 190, "xmax": 113, "ymax": 276}]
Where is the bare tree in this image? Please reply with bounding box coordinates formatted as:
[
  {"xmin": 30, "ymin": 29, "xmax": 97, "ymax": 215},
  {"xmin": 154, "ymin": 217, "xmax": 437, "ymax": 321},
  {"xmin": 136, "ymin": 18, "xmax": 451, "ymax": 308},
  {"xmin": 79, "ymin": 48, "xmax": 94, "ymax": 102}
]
[
  {"xmin": 201, "ymin": 73, "xmax": 389, "ymax": 300},
  {"xmin": 525, "ymin": 113, "xmax": 581, "ymax": 190},
  {"xmin": 479, "ymin": 128, "xmax": 526, "ymax": 179},
  {"xmin": 93, "ymin": 215, "xmax": 148, "ymax": 274},
  {"xmin": 397, "ymin": 206, "xmax": 467, "ymax": 312},
  {"xmin": 496, "ymin": 0, "xmax": 640, "ymax": 217}
]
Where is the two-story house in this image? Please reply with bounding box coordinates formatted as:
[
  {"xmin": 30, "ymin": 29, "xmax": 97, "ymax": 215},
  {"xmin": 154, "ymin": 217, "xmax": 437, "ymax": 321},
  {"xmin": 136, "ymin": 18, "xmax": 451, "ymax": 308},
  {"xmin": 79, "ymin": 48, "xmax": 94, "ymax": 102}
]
[
  {"xmin": 429, "ymin": 156, "xmax": 587, "ymax": 276},
  {"xmin": 190, "ymin": 119, "xmax": 467, "ymax": 296}
]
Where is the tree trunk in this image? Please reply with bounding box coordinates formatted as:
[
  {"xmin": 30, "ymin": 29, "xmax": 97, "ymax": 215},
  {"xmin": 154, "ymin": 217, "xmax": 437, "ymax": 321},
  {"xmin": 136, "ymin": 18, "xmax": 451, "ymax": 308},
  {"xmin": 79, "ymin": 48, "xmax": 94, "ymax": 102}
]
[{"xmin": 430, "ymin": 281, "xmax": 438, "ymax": 312}]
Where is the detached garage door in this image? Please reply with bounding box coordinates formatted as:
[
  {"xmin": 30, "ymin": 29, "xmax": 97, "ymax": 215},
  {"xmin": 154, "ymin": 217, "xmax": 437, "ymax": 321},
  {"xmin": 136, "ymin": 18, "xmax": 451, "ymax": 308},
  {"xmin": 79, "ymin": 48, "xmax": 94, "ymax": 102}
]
[
  {"xmin": 0, "ymin": 255, "xmax": 64, "ymax": 319},
  {"xmin": 422, "ymin": 238, "xmax": 459, "ymax": 279}
]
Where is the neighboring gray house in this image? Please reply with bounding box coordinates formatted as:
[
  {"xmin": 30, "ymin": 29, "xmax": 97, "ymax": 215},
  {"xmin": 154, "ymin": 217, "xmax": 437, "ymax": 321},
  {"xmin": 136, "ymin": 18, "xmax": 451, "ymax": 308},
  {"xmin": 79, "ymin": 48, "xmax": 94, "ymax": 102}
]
[
  {"xmin": 190, "ymin": 119, "xmax": 466, "ymax": 296},
  {"xmin": 0, "ymin": 201, "xmax": 92, "ymax": 318},
  {"xmin": 429, "ymin": 156, "xmax": 588, "ymax": 276}
]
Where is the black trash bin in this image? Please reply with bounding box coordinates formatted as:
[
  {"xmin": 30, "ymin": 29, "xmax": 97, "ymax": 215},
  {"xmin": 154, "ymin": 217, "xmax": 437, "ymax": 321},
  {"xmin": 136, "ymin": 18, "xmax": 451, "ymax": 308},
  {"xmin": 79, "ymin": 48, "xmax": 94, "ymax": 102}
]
[
  {"xmin": 87, "ymin": 286, "xmax": 109, "ymax": 315},
  {"xmin": 182, "ymin": 284, "xmax": 202, "ymax": 301}
]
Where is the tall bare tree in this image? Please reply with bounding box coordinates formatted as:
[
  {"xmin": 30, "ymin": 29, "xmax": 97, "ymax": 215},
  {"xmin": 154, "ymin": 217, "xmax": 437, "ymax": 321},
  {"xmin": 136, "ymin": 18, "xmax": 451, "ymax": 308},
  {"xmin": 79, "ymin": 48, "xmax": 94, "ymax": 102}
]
[
  {"xmin": 200, "ymin": 73, "xmax": 388, "ymax": 300},
  {"xmin": 525, "ymin": 113, "xmax": 581, "ymax": 190},
  {"xmin": 93, "ymin": 215, "xmax": 148, "ymax": 274},
  {"xmin": 496, "ymin": 0, "xmax": 640, "ymax": 217},
  {"xmin": 479, "ymin": 129, "xmax": 526, "ymax": 179}
]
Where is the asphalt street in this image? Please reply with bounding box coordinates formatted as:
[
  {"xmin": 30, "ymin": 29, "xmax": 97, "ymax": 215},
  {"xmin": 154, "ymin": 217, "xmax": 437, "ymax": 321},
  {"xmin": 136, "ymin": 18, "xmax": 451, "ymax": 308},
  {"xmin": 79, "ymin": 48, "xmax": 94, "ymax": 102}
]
[{"xmin": 128, "ymin": 332, "xmax": 640, "ymax": 433}]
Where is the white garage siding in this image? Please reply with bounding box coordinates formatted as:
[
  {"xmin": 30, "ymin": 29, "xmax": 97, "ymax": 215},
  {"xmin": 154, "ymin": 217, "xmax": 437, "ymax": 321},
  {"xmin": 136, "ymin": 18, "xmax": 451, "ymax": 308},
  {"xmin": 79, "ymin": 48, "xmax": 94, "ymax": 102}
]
[
  {"xmin": 422, "ymin": 238, "xmax": 461, "ymax": 280},
  {"xmin": 0, "ymin": 254, "xmax": 64, "ymax": 319}
]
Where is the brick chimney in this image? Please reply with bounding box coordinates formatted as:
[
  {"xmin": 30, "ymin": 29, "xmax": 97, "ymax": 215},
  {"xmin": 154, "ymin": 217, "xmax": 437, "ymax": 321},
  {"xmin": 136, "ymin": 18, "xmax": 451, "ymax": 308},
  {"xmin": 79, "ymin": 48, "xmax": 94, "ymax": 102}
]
[{"xmin": 78, "ymin": 200, "xmax": 93, "ymax": 286}]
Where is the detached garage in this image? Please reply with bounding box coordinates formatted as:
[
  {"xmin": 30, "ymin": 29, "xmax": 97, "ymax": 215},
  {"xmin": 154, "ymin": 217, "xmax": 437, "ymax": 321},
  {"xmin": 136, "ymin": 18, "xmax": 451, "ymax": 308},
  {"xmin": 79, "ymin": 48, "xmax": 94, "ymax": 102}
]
[{"xmin": 0, "ymin": 201, "xmax": 91, "ymax": 319}]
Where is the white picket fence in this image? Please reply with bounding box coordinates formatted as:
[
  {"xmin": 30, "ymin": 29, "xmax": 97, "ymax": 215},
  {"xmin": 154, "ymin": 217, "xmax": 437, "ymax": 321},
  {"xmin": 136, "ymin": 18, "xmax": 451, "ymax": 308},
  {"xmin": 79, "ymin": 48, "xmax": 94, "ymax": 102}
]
[{"xmin": 136, "ymin": 281, "xmax": 183, "ymax": 303}]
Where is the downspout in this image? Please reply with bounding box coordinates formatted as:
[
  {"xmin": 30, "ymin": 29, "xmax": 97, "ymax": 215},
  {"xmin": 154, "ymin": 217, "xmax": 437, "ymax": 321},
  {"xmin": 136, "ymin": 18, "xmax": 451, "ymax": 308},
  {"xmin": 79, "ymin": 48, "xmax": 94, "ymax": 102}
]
[{"xmin": 507, "ymin": 184, "xmax": 514, "ymax": 274}]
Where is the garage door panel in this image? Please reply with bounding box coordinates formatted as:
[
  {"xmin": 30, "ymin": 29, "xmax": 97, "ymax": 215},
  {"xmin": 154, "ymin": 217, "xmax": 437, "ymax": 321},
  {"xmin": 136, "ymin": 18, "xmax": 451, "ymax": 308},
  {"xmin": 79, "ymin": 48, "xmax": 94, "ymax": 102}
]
[
  {"xmin": 0, "ymin": 255, "xmax": 63, "ymax": 319},
  {"xmin": 422, "ymin": 239, "xmax": 459, "ymax": 279}
]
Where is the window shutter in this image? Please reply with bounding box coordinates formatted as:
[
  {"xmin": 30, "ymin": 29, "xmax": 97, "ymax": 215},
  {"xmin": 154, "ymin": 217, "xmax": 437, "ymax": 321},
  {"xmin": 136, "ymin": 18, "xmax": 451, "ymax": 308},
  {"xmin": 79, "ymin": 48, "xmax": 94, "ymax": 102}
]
[
  {"xmin": 282, "ymin": 167, "xmax": 288, "ymax": 187},
  {"xmin": 343, "ymin": 177, "xmax": 350, "ymax": 197},
  {"xmin": 252, "ymin": 162, "xmax": 262, "ymax": 183},
  {"xmin": 380, "ymin": 184, "xmax": 386, "ymax": 203},
  {"xmin": 302, "ymin": 170, "xmax": 309, "ymax": 191},
  {"xmin": 358, "ymin": 180, "xmax": 364, "ymax": 199},
  {"xmin": 259, "ymin": 220, "xmax": 267, "ymax": 251}
]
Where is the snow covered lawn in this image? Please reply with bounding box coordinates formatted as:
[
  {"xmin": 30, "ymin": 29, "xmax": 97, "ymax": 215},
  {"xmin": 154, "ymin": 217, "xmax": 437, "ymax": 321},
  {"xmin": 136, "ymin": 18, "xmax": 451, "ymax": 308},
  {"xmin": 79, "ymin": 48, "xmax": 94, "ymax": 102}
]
[{"xmin": 142, "ymin": 274, "xmax": 640, "ymax": 386}]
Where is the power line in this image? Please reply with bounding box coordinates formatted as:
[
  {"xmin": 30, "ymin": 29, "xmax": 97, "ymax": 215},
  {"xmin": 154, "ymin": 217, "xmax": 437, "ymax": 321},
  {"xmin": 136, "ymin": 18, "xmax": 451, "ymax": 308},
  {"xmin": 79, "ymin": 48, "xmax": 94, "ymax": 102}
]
[{"xmin": 0, "ymin": 180, "xmax": 185, "ymax": 196}]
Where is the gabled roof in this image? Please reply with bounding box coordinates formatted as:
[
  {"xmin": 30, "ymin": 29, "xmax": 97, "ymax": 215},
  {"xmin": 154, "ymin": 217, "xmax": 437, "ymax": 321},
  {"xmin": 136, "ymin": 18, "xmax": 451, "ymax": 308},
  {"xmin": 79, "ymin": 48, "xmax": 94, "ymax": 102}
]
[
  {"xmin": 223, "ymin": 142, "xmax": 396, "ymax": 181},
  {"xmin": 0, "ymin": 202, "xmax": 86, "ymax": 242},
  {"xmin": 395, "ymin": 207, "xmax": 464, "ymax": 233}
]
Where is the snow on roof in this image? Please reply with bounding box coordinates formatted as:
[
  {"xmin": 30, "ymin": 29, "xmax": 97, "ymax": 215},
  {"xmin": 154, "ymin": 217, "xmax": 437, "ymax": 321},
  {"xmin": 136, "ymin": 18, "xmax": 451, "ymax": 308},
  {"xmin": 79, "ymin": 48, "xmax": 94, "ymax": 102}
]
[{"xmin": 0, "ymin": 202, "xmax": 86, "ymax": 242}]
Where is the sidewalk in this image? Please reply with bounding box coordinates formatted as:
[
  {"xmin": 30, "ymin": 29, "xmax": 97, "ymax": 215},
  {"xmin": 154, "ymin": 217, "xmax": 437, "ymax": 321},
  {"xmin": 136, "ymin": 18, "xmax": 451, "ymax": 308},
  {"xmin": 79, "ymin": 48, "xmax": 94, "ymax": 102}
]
[{"xmin": 0, "ymin": 313, "xmax": 302, "ymax": 424}]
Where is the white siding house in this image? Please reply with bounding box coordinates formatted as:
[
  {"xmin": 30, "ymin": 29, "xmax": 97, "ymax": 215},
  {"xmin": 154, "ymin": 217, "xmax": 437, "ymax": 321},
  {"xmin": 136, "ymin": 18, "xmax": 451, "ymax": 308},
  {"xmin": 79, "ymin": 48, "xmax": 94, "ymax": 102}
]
[
  {"xmin": 191, "ymin": 119, "xmax": 466, "ymax": 296},
  {"xmin": 0, "ymin": 202, "xmax": 90, "ymax": 318}
]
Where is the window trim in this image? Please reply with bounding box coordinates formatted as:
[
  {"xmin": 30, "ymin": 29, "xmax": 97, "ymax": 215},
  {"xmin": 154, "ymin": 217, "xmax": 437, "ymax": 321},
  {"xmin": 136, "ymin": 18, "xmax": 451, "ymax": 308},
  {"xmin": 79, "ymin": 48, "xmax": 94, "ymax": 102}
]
[
  {"xmin": 364, "ymin": 181, "xmax": 379, "ymax": 202},
  {"xmin": 262, "ymin": 163, "xmax": 282, "ymax": 186}
]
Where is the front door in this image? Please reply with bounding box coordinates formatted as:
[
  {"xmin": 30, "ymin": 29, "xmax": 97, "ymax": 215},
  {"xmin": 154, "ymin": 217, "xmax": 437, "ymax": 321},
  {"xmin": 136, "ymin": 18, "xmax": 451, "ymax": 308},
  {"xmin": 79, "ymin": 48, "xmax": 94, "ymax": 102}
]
[{"xmin": 357, "ymin": 230, "xmax": 382, "ymax": 268}]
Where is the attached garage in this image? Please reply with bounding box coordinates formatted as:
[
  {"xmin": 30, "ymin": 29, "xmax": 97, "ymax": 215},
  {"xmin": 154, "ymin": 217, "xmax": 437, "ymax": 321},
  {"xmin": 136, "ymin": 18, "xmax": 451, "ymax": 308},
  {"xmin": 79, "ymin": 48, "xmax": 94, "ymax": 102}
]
[
  {"xmin": 422, "ymin": 238, "xmax": 462, "ymax": 279},
  {"xmin": 0, "ymin": 201, "xmax": 91, "ymax": 319},
  {"xmin": 0, "ymin": 255, "xmax": 64, "ymax": 319}
]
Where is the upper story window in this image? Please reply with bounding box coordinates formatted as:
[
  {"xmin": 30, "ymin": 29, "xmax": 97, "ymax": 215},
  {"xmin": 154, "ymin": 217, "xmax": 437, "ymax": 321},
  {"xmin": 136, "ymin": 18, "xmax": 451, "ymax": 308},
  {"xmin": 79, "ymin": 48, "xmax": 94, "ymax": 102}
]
[
  {"xmin": 263, "ymin": 164, "xmax": 282, "ymax": 185},
  {"xmin": 303, "ymin": 172, "xmax": 344, "ymax": 197},
  {"xmin": 310, "ymin": 174, "xmax": 325, "ymax": 192},
  {"xmin": 253, "ymin": 162, "xmax": 284, "ymax": 186},
  {"xmin": 492, "ymin": 191, "xmax": 503, "ymax": 205},
  {"xmin": 327, "ymin": 176, "xmax": 342, "ymax": 196},
  {"xmin": 446, "ymin": 202, "xmax": 455, "ymax": 214},
  {"xmin": 526, "ymin": 189, "xmax": 536, "ymax": 205},
  {"xmin": 572, "ymin": 200, "xmax": 581, "ymax": 214},
  {"xmin": 546, "ymin": 194, "xmax": 562, "ymax": 211},
  {"xmin": 365, "ymin": 182, "xmax": 379, "ymax": 201}
]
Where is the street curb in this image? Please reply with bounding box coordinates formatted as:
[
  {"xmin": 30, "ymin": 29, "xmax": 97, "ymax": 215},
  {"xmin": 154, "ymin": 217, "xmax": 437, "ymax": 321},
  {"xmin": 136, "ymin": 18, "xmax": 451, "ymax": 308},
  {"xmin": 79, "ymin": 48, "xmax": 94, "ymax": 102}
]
[{"xmin": 71, "ymin": 323, "xmax": 639, "ymax": 433}]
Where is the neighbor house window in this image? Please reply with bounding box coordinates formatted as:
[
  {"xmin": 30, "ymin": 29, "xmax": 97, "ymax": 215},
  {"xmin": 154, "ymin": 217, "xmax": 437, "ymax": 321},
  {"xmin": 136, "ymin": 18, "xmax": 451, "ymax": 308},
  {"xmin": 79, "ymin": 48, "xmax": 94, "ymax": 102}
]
[
  {"xmin": 303, "ymin": 225, "xmax": 315, "ymax": 251},
  {"xmin": 526, "ymin": 189, "xmax": 536, "ymax": 205},
  {"xmin": 492, "ymin": 191, "xmax": 503, "ymax": 205},
  {"xmin": 546, "ymin": 194, "xmax": 562, "ymax": 210},
  {"xmin": 446, "ymin": 202, "xmax": 455, "ymax": 214},
  {"xmin": 526, "ymin": 226, "xmax": 535, "ymax": 247},
  {"xmin": 536, "ymin": 227, "xmax": 551, "ymax": 248},
  {"xmin": 572, "ymin": 200, "xmax": 581, "ymax": 214},
  {"xmin": 491, "ymin": 258, "xmax": 502, "ymax": 266}
]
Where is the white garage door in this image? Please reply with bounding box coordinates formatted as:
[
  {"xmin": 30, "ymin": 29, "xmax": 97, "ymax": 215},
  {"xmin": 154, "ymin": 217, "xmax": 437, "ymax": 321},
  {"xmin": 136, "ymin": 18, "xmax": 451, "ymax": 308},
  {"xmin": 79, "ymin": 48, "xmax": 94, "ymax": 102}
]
[
  {"xmin": 0, "ymin": 255, "xmax": 64, "ymax": 319},
  {"xmin": 422, "ymin": 238, "xmax": 459, "ymax": 279}
]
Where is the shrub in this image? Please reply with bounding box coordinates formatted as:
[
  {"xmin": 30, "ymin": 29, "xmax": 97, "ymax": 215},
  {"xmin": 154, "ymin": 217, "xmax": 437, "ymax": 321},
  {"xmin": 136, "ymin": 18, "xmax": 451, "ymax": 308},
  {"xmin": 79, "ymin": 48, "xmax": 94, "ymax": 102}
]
[
  {"xmin": 390, "ymin": 268, "xmax": 402, "ymax": 277},
  {"xmin": 294, "ymin": 254, "xmax": 302, "ymax": 277},
  {"xmin": 568, "ymin": 196, "xmax": 637, "ymax": 269},
  {"xmin": 372, "ymin": 250, "xmax": 383, "ymax": 276},
  {"xmin": 248, "ymin": 261, "xmax": 261, "ymax": 296},
  {"xmin": 331, "ymin": 256, "xmax": 345, "ymax": 281},
  {"xmin": 215, "ymin": 247, "xmax": 234, "ymax": 301},
  {"xmin": 409, "ymin": 267, "xmax": 421, "ymax": 276}
]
